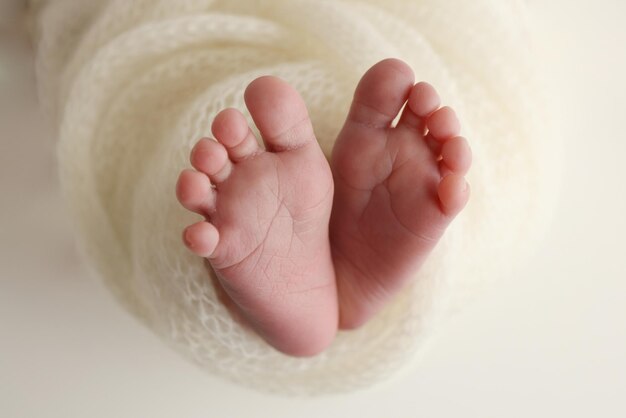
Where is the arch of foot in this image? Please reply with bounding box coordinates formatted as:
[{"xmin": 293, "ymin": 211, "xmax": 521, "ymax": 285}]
[{"xmin": 35, "ymin": 0, "xmax": 559, "ymax": 394}]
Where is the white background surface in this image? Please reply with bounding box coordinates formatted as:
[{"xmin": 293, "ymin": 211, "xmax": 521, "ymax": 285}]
[{"xmin": 1, "ymin": 1, "xmax": 625, "ymax": 417}]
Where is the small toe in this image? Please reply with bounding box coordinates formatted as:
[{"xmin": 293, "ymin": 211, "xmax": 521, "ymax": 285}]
[
  {"xmin": 398, "ymin": 81, "xmax": 441, "ymax": 128},
  {"xmin": 347, "ymin": 58, "xmax": 415, "ymax": 129},
  {"xmin": 409, "ymin": 82, "xmax": 441, "ymax": 117},
  {"xmin": 438, "ymin": 173, "xmax": 470, "ymax": 216},
  {"xmin": 244, "ymin": 75, "xmax": 315, "ymax": 152},
  {"xmin": 176, "ymin": 169, "xmax": 216, "ymax": 215},
  {"xmin": 190, "ymin": 138, "xmax": 232, "ymax": 183},
  {"xmin": 427, "ymin": 106, "xmax": 461, "ymax": 140},
  {"xmin": 183, "ymin": 221, "xmax": 220, "ymax": 258},
  {"xmin": 441, "ymin": 136, "xmax": 472, "ymax": 174},
  {"xmin": 212, "ymin": 108, "xmax": 260, "ymax": 161}
]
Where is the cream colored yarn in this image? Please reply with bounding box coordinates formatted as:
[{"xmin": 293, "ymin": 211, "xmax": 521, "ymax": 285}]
[{"xmin": 31, "ymin": 0, "xmax": 559, "ymax": 394}]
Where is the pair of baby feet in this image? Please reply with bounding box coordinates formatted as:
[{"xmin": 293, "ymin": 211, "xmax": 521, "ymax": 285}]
[{"xmin": 176, "ymin": 59, "xmax": 471, "ymax": 357}]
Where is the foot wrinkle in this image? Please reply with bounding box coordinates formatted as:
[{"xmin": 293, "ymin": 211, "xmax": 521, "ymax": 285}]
[
  {"xmin": 294, "ymin": 183, "xmax": 334, "ymax": 218},
  {"xmin": 235, "ymin": 147, "xmax": 263, "ymax": 163},
  {"xmin": 349, "ymin": 99, "xmax": 400, "ymax": 129},
  {"xmin": 386, "ymin": 189, "xmax": 441, "ymax": 245},
  {"xmin": 219, "ymin": 238, "xmax": 265, "ymax": 277},
  {"xmin": 337, "ymin": 178, "xmax": 373, "ymax": 193},
  {"xmin": 218, "ymin": 201, "xmax": 282, "ymax": 271},
  {"xmin": 333, "ymin": 244, "xmax": 389, "ymax": 307},
  {"xmin": 285, "ymin": 203, "xmax": 296, "ymax": 256},
  {"xmin": 334, "ymin": 170, "xmax": 377, "ymax": 194},
  {"xmin": 285, "ymin": 280, "xmax": 335, "ymax": 296},
  {"xmin": 265, "ymin": 115, "xmax": 314, "ymax": 151}
]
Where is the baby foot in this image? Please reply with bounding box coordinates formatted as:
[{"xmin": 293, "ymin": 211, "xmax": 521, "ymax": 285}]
[
  {"xmin": 176, "ymin": 76, "xmax": 337, "ymax": 356},
  {"xmin": 330, "ymin": 59, "xmax": 472, "ymax": 329}
]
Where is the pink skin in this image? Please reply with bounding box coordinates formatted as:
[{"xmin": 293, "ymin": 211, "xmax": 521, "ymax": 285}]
[
  {"xmin": 177, "ymin": 77, "xmax": 337, "ymax": 357},
  {"xmin": 176, "ymin": 58, "xmax": 471, "ymax": 356},
  {"xmin": 330, "ymin": 59, "xmax": 471, "ymax": 329}
]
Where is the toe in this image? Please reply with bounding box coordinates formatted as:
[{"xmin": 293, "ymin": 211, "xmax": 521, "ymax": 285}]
[
  {"xmin": 190, "ymin": 138, "xmax": 233, "ymax": 183},
  {"xmin": 244, "ymin": 76, "xmax": 315, "ymax": 152},
  {"xmin": 438, "ymin": 173, "xmax": 470, "ymax": 216},
  {"xmin": 427, "ymin": 106, "xmax": 461, "ymax": 140},
  {"xmin": 176, "ymin": 169, "xmax": 216, "ymax": 215},
  {"xmin": 398, "ymin": 81, "xmax": 441, "ymax": 128},
  {"xmin": 212, "ymin": 108, "xmax": 260, "ymax": 161},
  {"xmin": 183, "ymin": 221, "xmax": 220, "ymax": 258},
  {"xmin": 347, "ymin": 58, "xmax": 415, "ymax": 129},
  {"xmin": 409, "ymin": 82, "xmax": 441, "ymax": 117},
  {"xmin": 441, "ymin": 136, "xmax": 472, "ymax": 175}
]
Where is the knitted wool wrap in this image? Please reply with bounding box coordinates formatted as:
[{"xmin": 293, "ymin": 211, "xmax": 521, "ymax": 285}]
[{"xmin": 31, "ymin": 0, "xmax": 559, "ymax": 394}]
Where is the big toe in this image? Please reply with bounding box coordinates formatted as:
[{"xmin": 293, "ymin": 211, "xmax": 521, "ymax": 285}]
[
  {"xmin": 244, "ymin": 76, "xmax": 316, "ymax": 152},
  {"xmin": 347, "ymin": 58, "xmax": 415, "ymax": 129}
]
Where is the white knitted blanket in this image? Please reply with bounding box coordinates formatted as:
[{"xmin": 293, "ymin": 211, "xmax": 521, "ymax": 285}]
[{"xmin": 30, "ymin": 0, "xmax": 559, "ymax": 394}]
